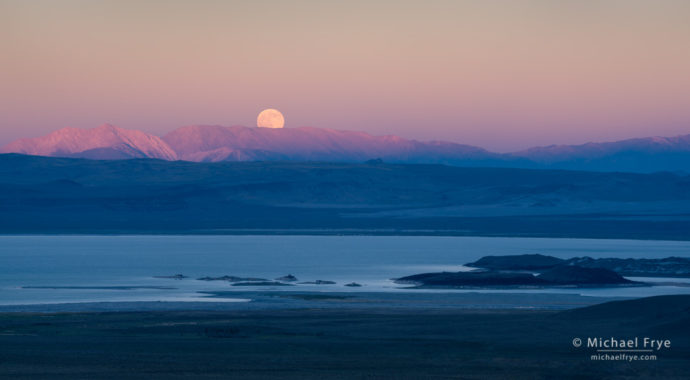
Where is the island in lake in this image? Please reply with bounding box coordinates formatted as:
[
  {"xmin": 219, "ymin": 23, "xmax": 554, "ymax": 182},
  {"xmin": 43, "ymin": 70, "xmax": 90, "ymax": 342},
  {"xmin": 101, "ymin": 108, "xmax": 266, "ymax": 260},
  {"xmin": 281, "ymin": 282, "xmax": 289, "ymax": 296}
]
[
  {"xmin": 466, "ymin": 254, "xmax": 690, "ymax": 277},
  {"xmin": 395, "ymin": 254, "xmax": 690, "ymax": 288}
]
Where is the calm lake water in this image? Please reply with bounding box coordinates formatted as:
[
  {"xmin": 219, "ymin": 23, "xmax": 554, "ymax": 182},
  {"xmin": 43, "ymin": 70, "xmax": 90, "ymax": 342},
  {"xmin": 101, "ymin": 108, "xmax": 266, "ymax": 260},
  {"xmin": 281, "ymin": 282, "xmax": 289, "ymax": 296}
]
[{"xmin": 1, "ymin": 235, "xmax": 690, "ymax": 305}]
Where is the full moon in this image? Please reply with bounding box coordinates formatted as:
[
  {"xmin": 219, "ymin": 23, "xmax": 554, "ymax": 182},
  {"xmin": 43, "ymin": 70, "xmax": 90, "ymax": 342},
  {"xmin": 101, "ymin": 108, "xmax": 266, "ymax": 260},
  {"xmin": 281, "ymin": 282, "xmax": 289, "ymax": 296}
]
[{"xmin": 257, "ymin": 108, "xmax": 285, "ymax": 128}]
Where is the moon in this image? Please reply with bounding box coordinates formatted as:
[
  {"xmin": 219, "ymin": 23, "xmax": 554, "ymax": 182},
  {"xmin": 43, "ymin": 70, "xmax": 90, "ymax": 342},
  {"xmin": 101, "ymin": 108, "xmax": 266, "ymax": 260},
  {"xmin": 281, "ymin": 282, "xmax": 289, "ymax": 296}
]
[{"xmin": 257, "ymin": 109, "xmax": 285, "ymax": 128}]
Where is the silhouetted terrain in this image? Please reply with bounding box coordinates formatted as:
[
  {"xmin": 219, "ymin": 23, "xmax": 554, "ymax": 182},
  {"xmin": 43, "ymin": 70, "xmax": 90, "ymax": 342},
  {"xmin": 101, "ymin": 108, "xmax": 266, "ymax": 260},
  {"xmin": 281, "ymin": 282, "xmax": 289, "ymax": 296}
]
[
  {"xmin": 0, "ymin": 295, "xmax": 688, "ymax": 379},
  {"xmin": 2, "ymin": 154, "xmax": 690, "ymax": 238},
  {"xmin": 395, "ymin": 266, "xmax": 637, "ymax": 287},
  {"xmin": 465, "ymin": 254, "xmax": 690, "ymax": 277}
]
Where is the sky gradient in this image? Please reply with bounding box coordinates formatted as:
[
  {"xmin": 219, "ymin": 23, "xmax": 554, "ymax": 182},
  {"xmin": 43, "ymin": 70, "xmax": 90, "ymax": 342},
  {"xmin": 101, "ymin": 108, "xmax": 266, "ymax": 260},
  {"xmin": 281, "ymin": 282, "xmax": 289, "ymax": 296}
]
[{"xmin": 2, "ymin": 0, "xmax": 690, "ymax": 151}]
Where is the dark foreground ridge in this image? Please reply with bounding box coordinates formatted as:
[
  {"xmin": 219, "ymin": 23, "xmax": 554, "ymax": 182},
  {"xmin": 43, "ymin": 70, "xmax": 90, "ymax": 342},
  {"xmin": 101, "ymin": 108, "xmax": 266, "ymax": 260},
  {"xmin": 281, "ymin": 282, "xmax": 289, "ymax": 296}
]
[
  {"xmin": 0, "ymin": 295, "xmax": 688, "ymax": 379},
  {"xmin": 2, "ymin": 154, "xmax": 690, "ymax": 239}
]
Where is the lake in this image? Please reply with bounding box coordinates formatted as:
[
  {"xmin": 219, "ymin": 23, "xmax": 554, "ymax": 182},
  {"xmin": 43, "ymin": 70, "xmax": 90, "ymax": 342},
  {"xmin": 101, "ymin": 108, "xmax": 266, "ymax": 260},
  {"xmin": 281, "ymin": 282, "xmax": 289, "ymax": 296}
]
[{"xmin": 2, "ymin": 235, "xmax": 690, "ymax": 306}]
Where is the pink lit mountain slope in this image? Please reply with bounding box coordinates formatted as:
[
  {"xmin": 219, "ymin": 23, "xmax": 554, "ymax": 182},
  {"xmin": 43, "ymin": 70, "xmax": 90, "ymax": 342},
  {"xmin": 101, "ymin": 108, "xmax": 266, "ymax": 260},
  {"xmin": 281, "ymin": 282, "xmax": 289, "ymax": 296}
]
[
  {"xmin": 161, "ymin": 125, "xmax": 495, "ymax": 164},
  {"xmin": 509, "ymin": 135, "xmax": 690, "ymax": 172},
  {"xmin": 3, "ymin": 124, "xmax": 690, "ymax": 172},
  {"xmin": 0, "ymin": 124, "xmax": 178, "ymax": 160}
]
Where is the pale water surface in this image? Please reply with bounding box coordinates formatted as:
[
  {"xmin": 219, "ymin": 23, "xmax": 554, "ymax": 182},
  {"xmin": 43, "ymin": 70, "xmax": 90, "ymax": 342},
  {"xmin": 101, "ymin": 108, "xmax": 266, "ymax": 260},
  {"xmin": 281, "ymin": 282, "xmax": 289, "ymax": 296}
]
[{"xmin": 1, "ymin": 235, "xmax": 690, "ymax": 305}]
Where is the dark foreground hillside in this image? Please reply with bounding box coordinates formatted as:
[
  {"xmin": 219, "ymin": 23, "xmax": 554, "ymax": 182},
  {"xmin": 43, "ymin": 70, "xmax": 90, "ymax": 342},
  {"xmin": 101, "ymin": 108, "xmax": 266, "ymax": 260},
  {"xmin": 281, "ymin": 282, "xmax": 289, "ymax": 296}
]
[
  {"xmin": 2, "ymin": 154, "xmax": 690, "ymax": 239},
  {"xmin": 0, "ymin": 295, "xmax": 688, "ymax": 379}
]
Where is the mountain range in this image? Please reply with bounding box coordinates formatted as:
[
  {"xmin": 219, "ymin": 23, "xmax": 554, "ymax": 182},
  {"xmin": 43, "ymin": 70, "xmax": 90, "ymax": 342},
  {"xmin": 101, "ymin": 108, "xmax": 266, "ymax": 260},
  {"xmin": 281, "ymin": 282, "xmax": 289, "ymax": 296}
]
[{"xmin": 2, "ymin": 123, "xmax": 689, "ymax": 172}]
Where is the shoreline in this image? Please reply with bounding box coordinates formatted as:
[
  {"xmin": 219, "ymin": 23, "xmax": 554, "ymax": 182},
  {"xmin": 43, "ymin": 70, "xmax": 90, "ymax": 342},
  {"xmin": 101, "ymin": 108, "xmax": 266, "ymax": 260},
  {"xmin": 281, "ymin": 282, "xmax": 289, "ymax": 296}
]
[{"xmin": 0, "ymin": 291, "xmax": 629, "ymax": 313}]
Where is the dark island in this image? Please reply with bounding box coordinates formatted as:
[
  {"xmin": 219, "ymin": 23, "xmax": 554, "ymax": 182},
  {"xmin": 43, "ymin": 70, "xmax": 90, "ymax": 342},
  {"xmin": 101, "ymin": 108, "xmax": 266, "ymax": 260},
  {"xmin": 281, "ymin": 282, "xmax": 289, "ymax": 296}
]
[
  {"xmin": 565, "ymin": 256, "xmax": 690, "ymax": 278},
  {"xmin": 299, "ymin": 280, "xmax": 336, "ymax": 285},
  {"xmin": 153, "ymin": 274, "xmax": 188, "ymax": 280},
  {"xmin": 399, "ymin": 253, "xmax": 690, "ymax": 288},
  {"xmin": 275, "ymin": 274, "xmax": 298, "ymax": 282},
  {"xmin": 231, "ymin": 281, "xmax": 294, "ymax": 287},
  {"xmin": 395, "ymin": 265, "xmax": 638, "ymax": 288},
  {"xmin": 197, "ymin": 276, "xmax": 269, "ymax": 282},
  {"xmin": 465, "ymin": 254, "xmax": 565, "ymax": 270},
  {"xmin": 465, "ymin": 254, "xmax": 690, "ymax": 278}
]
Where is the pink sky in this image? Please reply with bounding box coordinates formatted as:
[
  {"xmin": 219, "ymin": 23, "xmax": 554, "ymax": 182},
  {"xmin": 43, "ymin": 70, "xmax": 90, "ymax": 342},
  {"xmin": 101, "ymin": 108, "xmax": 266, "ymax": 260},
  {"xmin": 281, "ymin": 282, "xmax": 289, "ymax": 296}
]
[{"xmin": 1, "ymin": 0, "xmax": 689, "ymax": 152}]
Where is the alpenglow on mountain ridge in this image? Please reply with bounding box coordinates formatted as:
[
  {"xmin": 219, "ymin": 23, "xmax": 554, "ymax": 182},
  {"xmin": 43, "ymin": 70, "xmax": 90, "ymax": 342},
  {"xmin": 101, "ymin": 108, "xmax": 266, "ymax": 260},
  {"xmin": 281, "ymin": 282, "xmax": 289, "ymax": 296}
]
[{"xmin": 2, "ymin": 124, "xmax": 690, "ymax": 173}]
